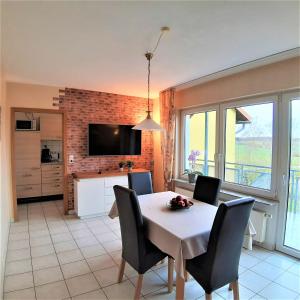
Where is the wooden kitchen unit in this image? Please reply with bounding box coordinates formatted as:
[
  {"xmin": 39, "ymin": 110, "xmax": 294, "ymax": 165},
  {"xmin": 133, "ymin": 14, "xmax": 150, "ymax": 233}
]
[{"xmin": 14, "ymin": 110, "xmax": 64, "ymax": 204}]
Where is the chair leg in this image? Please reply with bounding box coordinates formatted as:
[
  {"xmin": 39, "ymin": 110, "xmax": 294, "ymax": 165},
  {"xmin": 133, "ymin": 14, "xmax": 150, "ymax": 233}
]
[
  {"xmin": 134, "ymin": 274, "xmax": 143, "ymax": 300},
  {"xmin": 231, "ymin": 280, "xmax": 240, "ymax": 300},
  {"xmin": 118, "ymin": 258, "xmax": 125, "ymax": 283},
  {"xmin": 229, "ymin": 282, "xmax": 233, "ymax": 290},
  {"xmin": 168, "ymin": 257, "xmax": 174, "ymax": 293},
  {"xmin": 205, "ymin": 293, "xmax": 212, "ymax": 300},
  {"xmin": 184, "ymin": 270, "xmax": 190, "ymax": 282}
]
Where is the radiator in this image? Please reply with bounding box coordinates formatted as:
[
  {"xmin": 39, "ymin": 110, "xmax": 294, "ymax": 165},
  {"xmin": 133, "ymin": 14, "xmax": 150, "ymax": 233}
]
[{"xmin": 175, "ymin": 187, "xmax": 270, "ymax": 247}]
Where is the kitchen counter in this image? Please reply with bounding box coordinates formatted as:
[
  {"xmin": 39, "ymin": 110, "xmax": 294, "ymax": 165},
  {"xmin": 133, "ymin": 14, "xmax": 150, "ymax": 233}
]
[{"xmin": 41, "ymin": 161, "xmax": 64, "ymax": 165}]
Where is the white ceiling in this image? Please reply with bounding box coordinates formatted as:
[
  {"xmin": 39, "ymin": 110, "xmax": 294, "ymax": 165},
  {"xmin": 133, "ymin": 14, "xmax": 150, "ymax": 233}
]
[{"xmin": 2, "ymin": 1, "xmax": 300, "ymax": 98}]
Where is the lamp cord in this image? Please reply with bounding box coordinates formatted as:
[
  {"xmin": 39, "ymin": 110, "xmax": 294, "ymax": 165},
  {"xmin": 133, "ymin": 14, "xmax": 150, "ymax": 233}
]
[{"xmin": 147, "ymin": 55, "xmax": 151, "ymax": 112}]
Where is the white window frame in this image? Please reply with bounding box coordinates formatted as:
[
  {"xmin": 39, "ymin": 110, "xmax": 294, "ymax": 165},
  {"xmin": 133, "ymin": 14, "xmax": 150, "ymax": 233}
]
[
  {"xmin": 219, "ymin": 95, "xmax": 279, "ymax": 199},
  {"xmin": 180, "ymin": 104, "xmax": 220, "ymax": 180},
  {"xmin": 179, "ymin": 95, "xmax": 279, "ymax": 199}
]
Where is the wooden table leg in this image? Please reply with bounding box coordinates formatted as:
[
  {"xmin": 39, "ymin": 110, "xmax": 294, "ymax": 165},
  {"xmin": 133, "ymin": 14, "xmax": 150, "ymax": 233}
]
[
  {"xmin": 176, "ymin": 260, "xmax": 185, "ymax": 300},
  {"xmin": 168, "ymin": 257, "xmax": 174, "ymax": 293},
  {"xmin": 176, "ymin": 274, "xmax": 185, "ymax": 300}
]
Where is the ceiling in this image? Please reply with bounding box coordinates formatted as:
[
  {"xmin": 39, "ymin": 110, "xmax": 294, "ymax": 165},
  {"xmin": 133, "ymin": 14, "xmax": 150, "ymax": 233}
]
[{"xmin": 2, "ymin": 1, "xmax": 300, "ymax": 98}]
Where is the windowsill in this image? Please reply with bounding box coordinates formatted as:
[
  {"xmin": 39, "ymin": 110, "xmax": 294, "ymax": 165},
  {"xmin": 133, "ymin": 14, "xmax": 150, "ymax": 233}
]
[{"xmin": 174, "ymin": 178, "xmax": 279, "ymax": 206}]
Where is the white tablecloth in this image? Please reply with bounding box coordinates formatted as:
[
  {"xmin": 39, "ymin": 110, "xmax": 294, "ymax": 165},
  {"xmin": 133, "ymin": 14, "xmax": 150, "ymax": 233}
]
[{"xmin": 110, "ymin": 191, "xmax": 219, "ymax": 278}]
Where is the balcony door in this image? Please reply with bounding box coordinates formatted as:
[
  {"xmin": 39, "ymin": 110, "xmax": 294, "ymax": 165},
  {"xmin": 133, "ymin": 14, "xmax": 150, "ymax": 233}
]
[{"xmin": 277, "ymin": 92, "xmax": 300, "ymax": 258}]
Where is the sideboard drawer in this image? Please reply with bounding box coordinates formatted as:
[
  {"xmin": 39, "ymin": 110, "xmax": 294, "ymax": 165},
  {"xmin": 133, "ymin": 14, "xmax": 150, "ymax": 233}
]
[
  {"xmin": 42, "ymin": 182, "xmax": 63, "ymax": 196},
  {"xmin": 16, "ymin": 168, "xmax": 41, "ymax": 185},
  {"xmin": 42, "ymin": 164, "xmax": 63, "ymax": 172},
  {"xmin": 42, "ymin": 170, "xmax": 63, "ymax": 178},
  {"xmin": 17, "ymin": 184, "xmax": 41, "ymax": 198}
]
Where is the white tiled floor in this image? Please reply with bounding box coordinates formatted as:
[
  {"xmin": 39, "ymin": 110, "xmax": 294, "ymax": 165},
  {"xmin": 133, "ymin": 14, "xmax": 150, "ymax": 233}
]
[{"xmin": 3, "ymin": 200, "xmax": 300, "ymax": 300}]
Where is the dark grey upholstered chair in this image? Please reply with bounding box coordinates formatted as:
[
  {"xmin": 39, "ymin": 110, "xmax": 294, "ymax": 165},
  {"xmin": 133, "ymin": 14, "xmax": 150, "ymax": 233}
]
[
  {"xmin": 193, "ymin": 175, "xmax": 221, "ymax": 206},
  {"xmin": 113, "ymin": 185, "xmax": 173, "ymax": 299},
  {"xmin": 186, "ymin": 197, "xmax": 254, "ymax": 300},
  {"xmin": 128, "ymin": 172, "xmax": 153, "ymax": 196}
]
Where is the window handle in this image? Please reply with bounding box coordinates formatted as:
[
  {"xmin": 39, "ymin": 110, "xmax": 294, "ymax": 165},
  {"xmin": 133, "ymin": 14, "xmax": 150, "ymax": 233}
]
[{"xmin": 282, "ymin": 174, "xmax": 287, "ymax": 186}]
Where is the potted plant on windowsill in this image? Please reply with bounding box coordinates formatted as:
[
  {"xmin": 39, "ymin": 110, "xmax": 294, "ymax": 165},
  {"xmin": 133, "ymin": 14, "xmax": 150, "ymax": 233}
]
[
  {"xmin": 183, "ymin": 169, "xmax": 203, "ymax": 184},
  {"xmin": 119, "ymin": 161, "xmax": 126, "ymax": 172},
  {"xmin": 184, "ymin": 150, "xmax": 203, "ymax": 183},
  {"xmin": 127, "ymin": 160, "xmax": 134, "ymax": 172}
]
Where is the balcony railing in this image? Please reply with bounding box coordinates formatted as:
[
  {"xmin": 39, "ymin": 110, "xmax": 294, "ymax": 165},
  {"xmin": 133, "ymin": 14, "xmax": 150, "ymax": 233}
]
[{"xmin": 189, "ymin": 159, "xmax": 300, "ymax": 213}]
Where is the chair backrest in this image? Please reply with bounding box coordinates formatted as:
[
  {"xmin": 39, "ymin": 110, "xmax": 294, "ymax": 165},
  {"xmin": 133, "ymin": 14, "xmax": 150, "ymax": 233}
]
[
  {"xmin": 193, "ymin": 175, "xmax": 221, "ymax": 206},
  {"xmin": 113, "ymin": 185, "xmax": 147, "ymax": 272},
  {"xmin": 128, "ymin": 172, "xmax": 153, "ymax": 196},
  {"xmin": 206, "ymin": 197, "xmax": 254, "ymax": 290}
]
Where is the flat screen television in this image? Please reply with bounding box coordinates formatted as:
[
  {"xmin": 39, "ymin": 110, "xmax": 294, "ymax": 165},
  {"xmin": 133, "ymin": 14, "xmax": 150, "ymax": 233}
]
[{"xmin": 88, "ymin": 124, "xmax": 142, "ymax": 156}]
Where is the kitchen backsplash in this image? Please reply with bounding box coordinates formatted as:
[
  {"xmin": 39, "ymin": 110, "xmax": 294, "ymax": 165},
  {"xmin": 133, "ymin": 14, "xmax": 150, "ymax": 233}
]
[{"xmin": 41, "ymin": 140, "xmax": 63, "ymax": 161}]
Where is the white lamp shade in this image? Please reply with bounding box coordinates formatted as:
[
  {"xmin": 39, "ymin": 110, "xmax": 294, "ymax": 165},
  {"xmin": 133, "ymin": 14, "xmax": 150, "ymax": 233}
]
[{"xmin": 132, "ymin": 116, "xmax": 163, "ymax": 131}]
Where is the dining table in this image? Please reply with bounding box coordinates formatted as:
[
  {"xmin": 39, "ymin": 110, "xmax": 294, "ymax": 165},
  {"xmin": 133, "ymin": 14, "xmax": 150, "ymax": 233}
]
[{"xmin": 109, "ymin": 191, "xmax": 255, "ymax": 299}]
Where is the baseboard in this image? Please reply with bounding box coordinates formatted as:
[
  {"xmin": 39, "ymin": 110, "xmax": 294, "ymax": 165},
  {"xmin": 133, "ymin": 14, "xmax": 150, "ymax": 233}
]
[{"xmin": 17, "ymin": 194, "xmax": 63, "ymax": 204}]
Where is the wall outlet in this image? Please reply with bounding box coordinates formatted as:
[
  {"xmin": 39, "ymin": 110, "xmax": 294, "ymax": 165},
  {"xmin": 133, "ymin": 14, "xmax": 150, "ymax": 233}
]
[{"xmin": 69, "ymin": 155, "xmax": 74, "ymax": 163}]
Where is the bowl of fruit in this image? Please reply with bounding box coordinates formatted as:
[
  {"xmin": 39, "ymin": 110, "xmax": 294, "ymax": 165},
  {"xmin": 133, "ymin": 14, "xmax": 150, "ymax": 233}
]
[{"xmin": 167, "ymin": 195, "xmax": 194, "ymax": 210}]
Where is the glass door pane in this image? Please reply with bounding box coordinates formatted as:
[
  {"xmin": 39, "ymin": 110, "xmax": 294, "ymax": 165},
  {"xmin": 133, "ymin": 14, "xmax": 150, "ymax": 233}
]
[
  {"xmin": 184, "ymin": 110, "xmax": 217, "ymax": 176},
  {"xmin": 283, "ymin": 98, "xmax": 300, "ymax": 251}
]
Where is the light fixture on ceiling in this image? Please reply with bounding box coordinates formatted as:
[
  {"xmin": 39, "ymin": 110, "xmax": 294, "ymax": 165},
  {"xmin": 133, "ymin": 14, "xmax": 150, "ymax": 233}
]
[{"xmin": 132, "ymin": 26, "xmax": 170, "ymax": 131}]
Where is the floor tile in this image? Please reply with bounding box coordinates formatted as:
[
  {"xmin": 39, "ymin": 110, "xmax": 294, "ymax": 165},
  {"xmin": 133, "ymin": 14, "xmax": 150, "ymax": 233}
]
[
  {"xmin": 250, "ymin": 261, "xmax": 285, "ymax": 280},
  {"xmin": 239, "ymin": 270, "xmax": 271, "ymax": 293},
  {"xmin": 145, "ymin": 287, "xmax": 176, "ymax": 300},
  {"xmin": 9, "ymin": 225, "xmax": 29, "ymax": 234},
  {"xmin": 66, "ymin": 273, "xmax": 100, "ymax": 297},
  {"xmin": 54, "ymin": 240, "xmax": 78, "ymax": 253},
  {"xmin": 101, "ymin": 239, "xmax": 122, "ymax": 252},
  {"xmin": 30, "ymin": 235, "xmax": 52, "ymax": 247},
  {"xmin": 29, "ymin": 229, "xmax": 50, "ymax": 238},
  {"xmin": 51, "ymin": 232, "xmax": 73, "ymax": 243},
  {"xmin": 93, "ymin": 266, "xmax": 121, "ymax": 287},
  {"xmin": 75, "ymin": 236, "xmax": 99, "ymax": 248},
  {"xmin": 274, "ymin": 271, "xmax": 300, "ymax": 293},
  {"xmin": 6, "ymin": 248, "xmax": 31, "ymax": 262},
  {"xmin": 184, "ymin": 280, "xmax": 206, "ymax": 300},
  {"xmin": 32, "ymin": 253, "xmax": 59, "ymax": 270},
  {"xmin": 68, "ymin": 223, "xmax": 88, "ymax": 232},
  {"xmin": 131, "ymin": 271, "xmax": 166, "ymax": 295},
  {"xmin": 4, "ymin": 272, "xmax": 34, "ymax": 293},
  {"xmin": 288, "ymin": 262, "xmax": 300, "ymax": 277},
  {"xmin": 258, "ymin": 282, "xmax": 299, "ymax": 299},
  {"xmin": 102, "ymin": 279, "xmax": 136, "ymax": 299},
  {"xmin": 95, "ymin": 231, "xmax": 119, "ymax": 243},
  {"xmin": 9, "ymin": 231, "xmax": 30, "ymax": 241},
  {"xmin": 89, "ymin": 226, "xmax": 111, "ymax": 235},
  {"xmin": 71, "ymin": 229, "xmax": 93, "ymax": 239},
  {"xmin": 245, "ymin": 246, "xmax": 273, "ymax": 260},
  {"xmin": 31, "ymin": 243, "xmax": 55, "ymax": 258},
  {"xmin": 71, "ymin": 289, "xmax": 107, "ymax": 300},
  {"xmin": 4, "ymin": 287, "xmax": 36, "ymax": 300},
  {"xmin": 35, "ymin": 280, "xmax": 70, "ymax": 300},
  {"xmin": 216, "ymin": 283, "xmax": 255, "ymax": 300},
  {"xmin": 8, "ymin": 239, "xmax": 30, "ymax": 250},
  {"xmin": 49, "ymin": 226, "xmax": 69, "ymax": 235},
  {"xmin": 57, "ymin": 248, "xmax": 84, "ymax": 265},
  {"xmin": 33, "ymin": 266, "xmax": 64, "ymax": 286},
  {"xmin": 86, "ymin": 254, "xmax": 116, "ymax": 272},
  {"xmin": 80, "ymin": 244, "xmax": 106, "ymax": 259},
  {"xmin": 61, "ymin": 260, "xmax": 91, "ymax": 279},
  {"xmin": 5, "ymin": 259, "xmax": 32, "ymax": 276},
  {"xmin": 239, "ymin": 253, "xmax": 261, "ymax": 269},
  {"xmin": 265, "ymin": 253, "xmax": 297, "ymax": 270},
  {"xmin": 124, "ymin": 262, "xmax": 139, "ymax": 278}
]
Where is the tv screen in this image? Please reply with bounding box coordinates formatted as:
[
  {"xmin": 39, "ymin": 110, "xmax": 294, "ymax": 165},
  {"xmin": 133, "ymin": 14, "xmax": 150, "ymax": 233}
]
[{"xmin": 88, "ymin": 124, "xmax": 142, "ymax": 156}]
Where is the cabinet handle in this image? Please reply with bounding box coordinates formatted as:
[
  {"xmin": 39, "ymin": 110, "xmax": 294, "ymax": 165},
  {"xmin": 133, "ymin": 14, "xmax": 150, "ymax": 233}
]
[
  {"xmin": 54, "ymin": 172, "xmax": 60, "ymax": 175},
  {"xmin": 24, "ymin": 187, "xmax": 33, "ymax": 190},
  {"xmin": 23, "ymin": 174, "xmax": 32, "ymax": 177},
  {"xmin": 55, "ymin": 185, "xmax": 61, "ymax": 187}
]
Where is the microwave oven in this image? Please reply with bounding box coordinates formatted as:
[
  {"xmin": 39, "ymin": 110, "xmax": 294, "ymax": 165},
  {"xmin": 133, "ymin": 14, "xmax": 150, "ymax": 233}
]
[{"xmin": 16, "ymin": 119, "xmax": 37, "ymax": 131}]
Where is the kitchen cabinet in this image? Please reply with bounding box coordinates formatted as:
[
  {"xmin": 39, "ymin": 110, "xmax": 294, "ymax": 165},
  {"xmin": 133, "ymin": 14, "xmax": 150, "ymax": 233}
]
[
  {"xmin": 40, "ymin": 113, "xmax": 62, "ymax": 140},
  {"xmin": 41, "ymin": 164, "xmax": 64, "ymax": 196}
]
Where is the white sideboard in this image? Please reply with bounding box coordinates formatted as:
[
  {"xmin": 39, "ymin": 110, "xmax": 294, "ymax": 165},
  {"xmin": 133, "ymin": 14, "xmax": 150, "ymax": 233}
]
[{"xmin": 74, "ymin": 169, "xmax": 148, "ymax": 218}]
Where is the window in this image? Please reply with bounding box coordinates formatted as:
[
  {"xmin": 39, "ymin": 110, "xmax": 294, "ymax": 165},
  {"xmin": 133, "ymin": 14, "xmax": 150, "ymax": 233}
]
[
  {"xmin": 183, "ymin": 109, "xmax": 217, "ymax": 176},
  {"xmin": 224, "ymin": 103, "xmax": 274, "ymax": 190},
  {"xmin": 180, "ymin": 96, "xmax": 278, "ymax": 198}
]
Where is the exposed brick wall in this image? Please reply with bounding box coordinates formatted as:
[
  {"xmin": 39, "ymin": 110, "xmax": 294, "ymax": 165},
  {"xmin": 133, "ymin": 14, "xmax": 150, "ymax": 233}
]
[{"xmin": 61, "ymin": 88, "xmax": 153, "ymax": 210}]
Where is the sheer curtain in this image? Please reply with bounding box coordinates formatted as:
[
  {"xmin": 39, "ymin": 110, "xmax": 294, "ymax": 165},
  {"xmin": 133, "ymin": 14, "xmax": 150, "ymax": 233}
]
[{"xmin": 160, "ymin": 88, "xmax": 176, "ymax": 191}]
